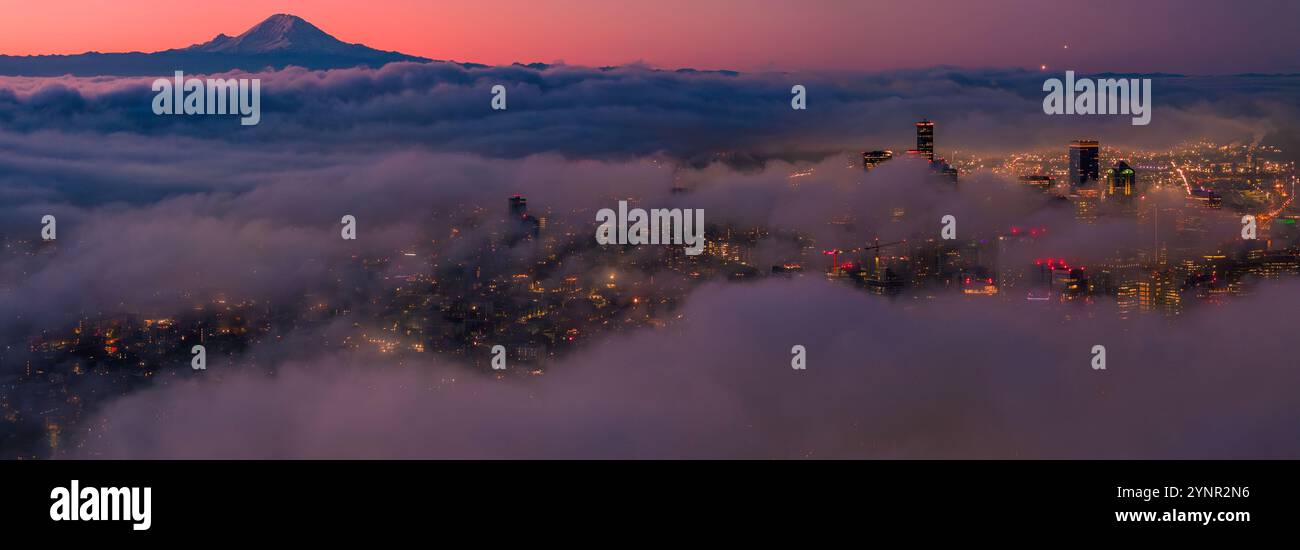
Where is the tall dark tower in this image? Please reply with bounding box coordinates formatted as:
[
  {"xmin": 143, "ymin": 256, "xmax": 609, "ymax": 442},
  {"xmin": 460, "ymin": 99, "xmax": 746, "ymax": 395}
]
[
  {"xmin": 508, "ymin": 194, "xmax": 540, "ymax": 237},
  {"xmin": 1069, "ymin": 140, "xmax": 1100, "ymax": 186},
  {"xmin": 509, "ymin": 194, "xmax": 528, "ymax": 217},
  {"xmin": 915, "ymin": 119, "xmax": 934, "ymax": 162}
]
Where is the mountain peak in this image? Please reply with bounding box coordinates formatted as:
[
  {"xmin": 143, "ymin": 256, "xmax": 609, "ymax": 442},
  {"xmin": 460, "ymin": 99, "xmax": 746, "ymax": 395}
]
[
  {"xmin": 0, "ymin": 13, "xmax": 429, "ymax": 76},
  {"xmin": 186, "ymin": 14, "xmax": 358, "ymax": 55},
  {"xmin": 263, "ymin": 13, "xmax": 307, "ymax": 25}
]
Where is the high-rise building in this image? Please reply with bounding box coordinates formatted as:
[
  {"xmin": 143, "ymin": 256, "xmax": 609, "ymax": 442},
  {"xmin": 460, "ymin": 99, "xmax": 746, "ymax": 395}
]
[
  {"xmin": 862, "ymin": 150, "xmax": 893, "ymax": 171},
  {"xmin": 1108, "ymin": 160, "xmax": 1136, "ymax": 198},
  {"xmin": 1115, "ymin": 280, "xmax": 1141, "ymax": 319},
  {"xmin": 508, "ymin": 195, "xmax": 540, "ymax": 237},
  {"xmin": 1061, "ymin": 267, "xmax": 1089, "ymax": 301},
  {"xmin": 1071, "ymin": 187, "xmax": 1101, "ymax": 221},
  {"xmin": 1068, "ymin": 140, "xmax": 1100, "ymax": 186},
  {"xmin": 915, "ymin": 119, "xmax": 934, "ymax": 162},
  {"xmin": 509, "ymin": 194, "xmax": 528, "ymax": 217},
  {"xmin": 1151, "ymin": 269, "xmax": 1182, "ymax": 317}
]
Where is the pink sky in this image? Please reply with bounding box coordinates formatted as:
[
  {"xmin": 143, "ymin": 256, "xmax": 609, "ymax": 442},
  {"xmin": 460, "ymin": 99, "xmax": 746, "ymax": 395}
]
[{"xmin": 1, "ymin": 0, "xmax": 1297, "ymax": 73}]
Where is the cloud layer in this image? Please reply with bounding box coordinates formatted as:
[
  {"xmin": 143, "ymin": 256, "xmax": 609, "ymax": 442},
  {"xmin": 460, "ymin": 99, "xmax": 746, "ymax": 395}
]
[
  {"xmin": 2, "ymin": 62, "xmax": 1297, "ymax": 459},
  {"xmin": 2, "ymin": 64, "xmax": 1297, "ymax": 161}
]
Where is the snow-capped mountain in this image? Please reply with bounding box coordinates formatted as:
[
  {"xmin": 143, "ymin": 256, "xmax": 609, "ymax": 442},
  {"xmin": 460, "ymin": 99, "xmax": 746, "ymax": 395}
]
[{"xmin": 0, "ymin": 14, "xmax": 429, "ymax": 76}]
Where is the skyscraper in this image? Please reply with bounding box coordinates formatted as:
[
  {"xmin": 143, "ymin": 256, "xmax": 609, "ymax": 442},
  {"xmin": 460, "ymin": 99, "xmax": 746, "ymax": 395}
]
[
  {"xmin": 1108, "ymin": 160, "xmax": 1136, "ymax": 198},
  {"xmin": 915, "ymin": 119, "xmax": 934, "ymax": 162},
  {"xmin": 1068, "ymin": 140, "xmax": 1100, "ymax": 186},
  {"xmin": 862, "ymin": 150, "xmax": 893, "ymax": 171},
  {"xmin": 508, "ymin": 194, "xmax": 540, "ymax": 237},
  {"xmin": 509, "ymin": 194, "xmax": 528, "ymax": 217}
]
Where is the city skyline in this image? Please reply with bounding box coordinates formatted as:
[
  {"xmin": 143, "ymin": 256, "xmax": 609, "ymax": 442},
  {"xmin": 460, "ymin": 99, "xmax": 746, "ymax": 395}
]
[{"xmin": 3, "ymin": 7, "xmax": 1300, "ymax": 461}]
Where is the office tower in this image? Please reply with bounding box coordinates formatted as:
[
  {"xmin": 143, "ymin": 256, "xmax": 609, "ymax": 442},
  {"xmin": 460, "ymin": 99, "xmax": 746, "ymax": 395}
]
[
  {"xmin": 1108, "ymin": 160, "xmax": 1136, "ymax": 197},
  {"xmin": 1115, "ymin": 280, "xmax": 1140, "ymax": 319},
  {"xmin": 507, "ymin": 195, "xmax": 540, "ymax": 238},
  {"xmin": 509, "ymin": 194, "xmax": 528, "ymax": 217},
  {"xmin": 862, "ymin": 150, "xmax": 893, "ymax": 171},
  {"xmin": 1061, "ymin": 267, "xmax": 1089, "ymax": 301},
  {"xmin": 1151, "ymin": 269, "xmax": 1182, "ymax": 317},
  {"xmin": 1072, "ymin": 187, "xmax": 1101, "ymax": 222},
  {"xmin": 915, "ymin": 119, "xmax": 934, "ymax": 162},
  {"xmin": 1068, "ymin": 140, "xmax": 1100, "ymax": 186}
]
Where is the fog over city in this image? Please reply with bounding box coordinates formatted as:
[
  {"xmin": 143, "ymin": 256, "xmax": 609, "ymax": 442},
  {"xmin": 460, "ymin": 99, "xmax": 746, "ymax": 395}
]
[
  {"xmin": 81, "ymin": 277, "xmax": 1300, "ymax": 459},
  {"xmin": 3, "ymin": 28, "xmax": 1299, "ymax": 459}
]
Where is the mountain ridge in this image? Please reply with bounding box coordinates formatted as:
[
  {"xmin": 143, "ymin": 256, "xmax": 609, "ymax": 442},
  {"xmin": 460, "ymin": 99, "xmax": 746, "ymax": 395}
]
[{"xmin": 0, "ymin": 14, "xmax": 430, "ymax": 76}]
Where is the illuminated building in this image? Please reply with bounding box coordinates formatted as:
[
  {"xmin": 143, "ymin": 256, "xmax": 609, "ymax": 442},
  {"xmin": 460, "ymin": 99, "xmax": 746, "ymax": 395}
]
[
  {"xmin": 1102, "ymin": 255, "xmax": 1144, "ymax": 319},
  {"xmin": 1141, "ymin": 269, "xmax": 1183, "ymax": 317},
  {"xmin": 1258, "ymin": 253, "xmax": 1300, "ymax": 279},
  {"xmin": 771, "ymin": 262, "xmax": 805, "ymax": 275},
  {"xmin": 1071, "ymin": 187, "xmax": 1101, "ymax": 222},
  {"xmin": 1068, "ymin": 140, "xmax": 1100, "ymax": 186},
  {"xmin": 1115, "ymin": 281, "xmax": 1140, "ymax": 319},
  {"xmin": 1019, "ymin": 174, "xmax": 1054, "ymax": 192},
  {"xmin": 915, "ymin": 119, "xmax": 934, "ymax": 162},
  {"xmin": 1107, "ymin": 160, "xmax": 1136, "ymax": 198},
  {"xmin": 961, "ymin": 270, "xmax": 998, "ymax": 295},
  {"xmin": 1061, "ymin": 267, "xmax": 1089, "ymax": 301},
  {"xmin": 862, "ymin": 150, "xmax": 893, "ymax": 171}
]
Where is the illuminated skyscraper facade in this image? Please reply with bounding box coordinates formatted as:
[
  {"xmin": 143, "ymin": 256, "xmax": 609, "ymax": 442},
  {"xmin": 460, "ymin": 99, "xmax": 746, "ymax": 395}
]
[
  {"xmin": 1108, "ymin": 160, "xmax": 1136, "ymax": 197},
  {"xmin": 915, "ymin": 119, "xmax": 934, "ymax": 162},
  {"xmin": 862, "ymin": 150, "xmax": 893, "ymax": 171},
  {"xmin": 1069, "ymin": 140, "xmax": 1100, "ymax": 186}
]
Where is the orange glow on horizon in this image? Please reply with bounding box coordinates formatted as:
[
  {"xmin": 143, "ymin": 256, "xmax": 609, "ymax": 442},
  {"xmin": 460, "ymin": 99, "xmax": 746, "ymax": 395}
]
[{"xmin": 4, "ymin": 0, "xmax": 1295, "ymax": 74}]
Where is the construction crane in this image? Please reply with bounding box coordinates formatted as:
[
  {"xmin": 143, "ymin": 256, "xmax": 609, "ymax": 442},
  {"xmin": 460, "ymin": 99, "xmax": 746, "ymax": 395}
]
[{"xmin": 821, "ymin": 249, "xmax": 845, "ymax": 275}]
